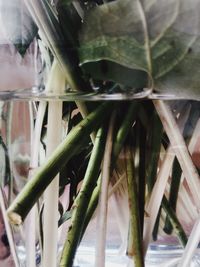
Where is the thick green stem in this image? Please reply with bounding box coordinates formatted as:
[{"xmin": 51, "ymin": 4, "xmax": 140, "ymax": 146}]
[
  {"xmin": 126, "ymin": 147, "xmax": 144, "ymax": 267},
  {"xmin": 7, "ymin": 102, "xmax": 111, "ymax": 225},
  {"xmin": 80, "ymin": 179, "xmax": 100, "ymax": 240},
  {"xmin": 59, "ymin": 127, "xmax": 107, "ymax": 267}
]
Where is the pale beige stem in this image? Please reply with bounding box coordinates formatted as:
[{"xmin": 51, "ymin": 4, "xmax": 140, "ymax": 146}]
[
  {"xmin": 153, "ymin": 100, "xmax": 200, "ymax": 206},
  {"xmin": 178, "ymin": 217, "xmax": 200, "ymax": 267},
  {"xmin": 143, "ymin": 146, "xmax": 175, "ymax": 253},
  {"xmin": 0, "ymin": 188, "xmax": 20, "ymax": 267},
  {"xmin": 42, "ymin": 61, "xmax": 64, "ymax": 267},
  {"xmin": 143, "ymin": 102, "xmax": 190, "ymax": 253},
  {"xmin": 95, "ymin": 113, "xmax": 115, "ymax": 267}
]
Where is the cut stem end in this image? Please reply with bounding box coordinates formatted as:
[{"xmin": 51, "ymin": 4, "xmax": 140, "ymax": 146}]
[{"xmin": 7, "ymin": 211, "xmax": 22, "ymax": 226}]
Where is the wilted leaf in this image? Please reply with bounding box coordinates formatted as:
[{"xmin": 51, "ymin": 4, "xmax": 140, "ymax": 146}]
[
  {"xmin": 79, "ymin": 0, "xmax": 200, "ymax": 97},
  {"xmin": 0, "ymin": 0, "xmax": 38, "ymax": 56}
]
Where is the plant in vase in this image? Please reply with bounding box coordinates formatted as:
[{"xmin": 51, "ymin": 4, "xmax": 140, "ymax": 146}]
[{"xmin": 1, "ymin": 0, "xmax": 200, "ymax": 267}]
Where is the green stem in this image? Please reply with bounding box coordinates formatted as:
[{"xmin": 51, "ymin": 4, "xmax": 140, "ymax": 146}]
[
  {"xmin": 162, "ymin": 196, "xmax": 188, "ymax": 247},
  {"xmin": 59, "ymin": 127, "xmax": 107, "ymax": 267},
  {"xmin": 138, "ymin": 121, "xmax": 146, "ymax": 234},
  {"xmin": 6, "ymin": 102, "xmax": 14, "ymax": 205},
  {"xmin": 7, "ymin": 102, "xmax": 111, "ymax": 225},
  {"xmin": 146, "ymin": 111, "xmax": 163, "ymax": 241},
  {"xmin": 80, "ymin": 178, "xmax": 101, "ymax": 240},
  {"xmin": 112, "ymin": 102, "xmax": 139, "ymax": 163},
  {"xmin": 126, "ymin": 147, "xmax": 144, "ymax": 267},
  {"xmin": 152, "ymin": 207, "xmax": 161, "ymax": 241},
  {"xmin": 163, "ymin": 158, "xmax": 181, "ymax": 234},
  {"xmin": 81, "ymin": 102, "xmax": 139, "ymax": 239},
  {"xmin": 146, "ymin": 112, "xmax": 163, "ymax": 193}
]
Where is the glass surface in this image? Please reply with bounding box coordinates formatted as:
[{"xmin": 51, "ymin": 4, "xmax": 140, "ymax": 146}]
[
  {"xmin": 0, "ymin": 87, "xmax": 200, "ymax": 102},
  {"xmin": 0, "ymin": 97, "xmax": 199, "ymax": 267},
  {"xmin": 1, "ymin": 0, "xmax": 200, "ymax": 266}
]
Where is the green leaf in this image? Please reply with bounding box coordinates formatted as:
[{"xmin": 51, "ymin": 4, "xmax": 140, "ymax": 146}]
[
  {"xmin": 0, "ymin": 0, "xmax": 38, "ymax": 56},
  {"xmin": 58, "ymin": 210, "xmax": 72, "ymax": 227},
  {"xmin": 57, "ymin": 0, "xmax": 82, "ymax": 47},
  {"xmin": 25, "ymin": 0, "xmax": 91, "ymax": 91},
  {"xmin": 79, "ymin": 0, "xmax": 200, "ymax": 97}
]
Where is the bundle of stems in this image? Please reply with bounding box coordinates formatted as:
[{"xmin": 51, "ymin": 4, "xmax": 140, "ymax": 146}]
[
  {"xmin": 6, "ymin": 98, "xmax": 200, "ymax": 267},
  {"xmin": 2, "ymin": 1, "xmax": 200, "ymax": 267}
]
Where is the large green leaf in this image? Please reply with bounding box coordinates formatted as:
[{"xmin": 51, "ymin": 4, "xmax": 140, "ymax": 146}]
[
  {"xmin": 0, "ymin": 0, "xmax": 38, "ymax": 56},
  {"xmin": 24, "ymin": 0, "xmax": 91, "ymax": 91},
  {"xmin": 79, "ymin": 0, "xmax": 200, "ymax": 97}
]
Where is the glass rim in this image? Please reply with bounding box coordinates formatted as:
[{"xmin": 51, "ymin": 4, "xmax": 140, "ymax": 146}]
[{"xmin": 0, "ymin": 87, "xmax": 199, "ymax": 102}]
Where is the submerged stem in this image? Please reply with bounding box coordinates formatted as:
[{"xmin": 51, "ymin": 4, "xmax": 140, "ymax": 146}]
[
  {"xmin": 112, "ymin": 102, "xmax": 139, "ymax": 163},
  {"xmin": 0, "ymin": 188, "xmax": 20, "ymax": 267},
  {"xmin": 178, "ymin": 216, "xmax": 200, "ymax": 267},
  {"xmin": 138, "ymin": 122, "xmax": 146, "ymax": 235},
  {"xmin": 153, "ymin": 100, "xmax": 200, "ymax": 206},
  {"xmin": 146, "ymin": 112, "xmax": 163, "ymax": 193},
  {"xmin": 59, "ymin": 127, "xmax": 107, "ymax": 267},
  {"xmin": 7, "ymin": 102, "xmax": 111, "ymax": 224},
  {"xmin": 162, "ymin": 196, "xmax": 188, "ymax": 247},
  {"xmin": 143, "ymin": 146, "xmax": 176, "ymax": 254},
  {"xmin": 43, "ymin": 61, "xmax": 64, "ymax": 267},
  {"xmin": 126, "ymin": 147, "xmax": 144, "ymax": 267},
  {"xmin": 163, "ymin": 158, "xmax": 182, "ymax": 234},
  {"xmin": 81, "ymin": 103, "xmax": 138, "ymax": 238},
  {"xmin": 95, "ymin": 112, "xmax": 115, "ymax": 267}
]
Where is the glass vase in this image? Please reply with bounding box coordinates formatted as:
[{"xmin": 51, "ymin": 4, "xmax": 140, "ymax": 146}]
[
  {"xmin": 0, "ymin": 96, "xmax": 200, "ymax": 267},
  {"xmin": 1, "ymin": 0, "xmax": 200, "ymax": 267}
]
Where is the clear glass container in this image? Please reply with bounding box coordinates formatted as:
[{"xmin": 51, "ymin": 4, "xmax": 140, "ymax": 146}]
[
  {"xmin": 1, "ymin": 0, "xmax": 200, "ymax": 267},
  {"xmin": 0, "ymin": 96, "xmax": 200, "ymax": 267}
]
